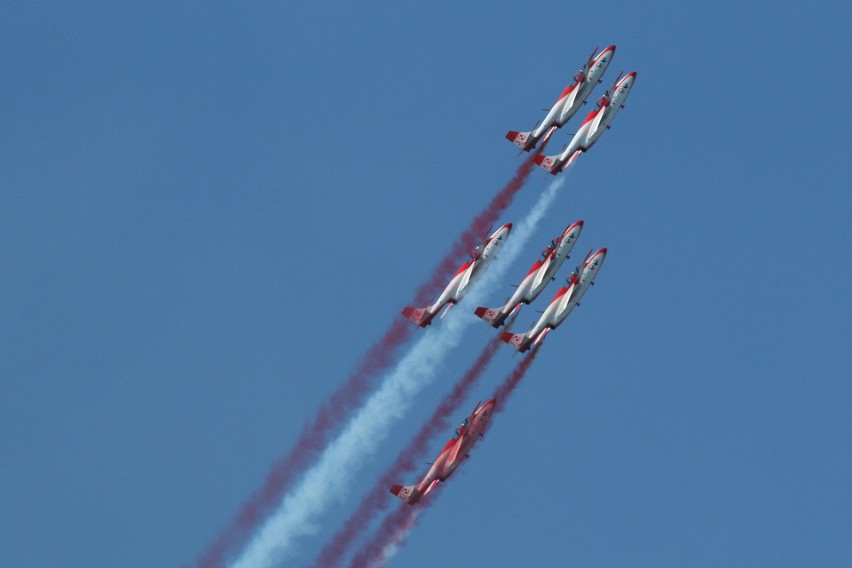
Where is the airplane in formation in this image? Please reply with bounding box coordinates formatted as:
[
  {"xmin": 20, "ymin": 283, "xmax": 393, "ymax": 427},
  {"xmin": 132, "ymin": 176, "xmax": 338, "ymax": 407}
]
[
  {"xmin": 474, "ymin": 220, "xmax": 584, "ymax": 328},
  {"xmin": 402, "ymin": 223, "xmax": 512, "ymax": 327},
  {"xmin": 501, "ymin": 247, "xmax": 607, "ymax": 352},
  {"xmin": 390, "ymin": 400, "xmax": 496, "ymax": 505},
  {"xmin": 506, "ymin": 46, "xmax": 616, "ymax": 153},
  {"xmin": 533, "ymin": 71, "xmax": 636, "ymax": 174}
]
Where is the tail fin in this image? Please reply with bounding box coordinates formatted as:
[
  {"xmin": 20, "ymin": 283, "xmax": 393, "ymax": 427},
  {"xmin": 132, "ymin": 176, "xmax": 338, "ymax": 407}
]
[
  {"xmin": 389, "ymin": 484, "xmax": 416, "ymax": 503},
  {"xmin": 474, "ymin": 306, "xmax": 506, "ymax": 328},
  {"xmin": 505, "ymin": 130, "xmax": 532, "ymax": 150},
  {"xmin": 532, "ymin": 154, "xmax": 561, "ymax": 175},
  {"xmin": 500, "ymin": 330, "xmax": 529, "ymax": 352},
  {"xmin": 401, "ymin": 306, "xmax": 434, "ymax": 327}
]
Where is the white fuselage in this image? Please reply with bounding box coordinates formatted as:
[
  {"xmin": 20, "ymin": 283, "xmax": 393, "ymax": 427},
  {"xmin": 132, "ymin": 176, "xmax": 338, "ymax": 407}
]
[
  {"xmin": 526, "ymin": 248, "xmax": 607, "ymax": 346},
  {"xmin": 555, "ymin": 72, "xmax": 636, "ymax": 167},
  {"xmin": 427, "ymin": 224, "xmax": 512, "ymax": 317},
  {"xmin": 533, "ymin": 46, "xmax": 616, "ymax": 140},
  {"xmin": 499, "ymin": 221, "xmax": 583, "ymax": 315}
]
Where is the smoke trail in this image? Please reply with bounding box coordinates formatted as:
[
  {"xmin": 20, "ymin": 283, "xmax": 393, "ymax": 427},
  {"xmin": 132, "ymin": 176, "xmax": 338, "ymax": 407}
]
[
  {"xmin": 311, "ymin": 334, "xmax": 506, "ymax": 568},
  {"xmin": 350, "ymin": 347, "xmax": 542, "ymax": 568},
  {"xmin": 371, "ymin": 508, "xmax": 420, "ymax": 568},
  {"xmin": 354, "ymin": 506, "xmax": 420, "ymax": 568},
  {"xmin": 195, "ymin": 158, "xmax": 538, "ymax": 568},
  {"xmin": 229, "ymin": 173, "xmax": 562, "ymax": 568}
]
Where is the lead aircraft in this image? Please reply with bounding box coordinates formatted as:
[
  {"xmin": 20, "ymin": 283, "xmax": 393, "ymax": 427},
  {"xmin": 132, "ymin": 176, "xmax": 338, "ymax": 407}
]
[
  {"xmin": 474, "ymin": 220, "xmax": 584, "ymax": 328},
  {"xmin": 390, "ymin": 400, "xmax": 496, "ymax": 505},
  {"xmin": 402, "ymin": 223, "xmax": 512, "ymax": 327},
  {"xmin": 534, "ymin": 71, "xmax": 636, "ymax": 174},
  {"xmin": 506, "ymin": 45, "xmax": 616, "ymax": 152},
  {"xmin": 501, "ymin": 247, "xmax": 607, "ymax": 352}
]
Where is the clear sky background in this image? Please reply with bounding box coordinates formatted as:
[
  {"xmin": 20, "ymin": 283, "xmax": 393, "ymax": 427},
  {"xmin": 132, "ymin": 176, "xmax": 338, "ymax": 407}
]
[{"xmin": 2, "ymin": 2, "xmax": 850, "ymax": 567}]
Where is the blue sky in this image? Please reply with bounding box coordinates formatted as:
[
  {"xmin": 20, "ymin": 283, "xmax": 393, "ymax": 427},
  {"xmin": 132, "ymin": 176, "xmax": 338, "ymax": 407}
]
[{"xmin": 2, "ymin": 2, "xmax": 850, "ymax": 567}]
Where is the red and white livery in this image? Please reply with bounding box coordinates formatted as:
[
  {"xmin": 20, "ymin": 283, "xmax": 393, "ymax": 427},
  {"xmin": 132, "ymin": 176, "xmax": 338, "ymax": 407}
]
[
  {"xmin": 506, "ymin": 46, "xmax": 616, "ymax": 152},
  {"xmin": 474, "ymin": 220, "xmax": 584, "ymax": 328},
  {"xmin": 402, "ymin": 223, "xmax": 512, "ymax": 327},
  {"xmin": 534, "ymin": 71, "xmax": 636, "ymax": 174},
  {"xmin": 500, "ymin": 247, "xmax": 607, "ymax": 352},
  {"xmin": 390, "ymin": 400, "xmax": 496, "ymax": 506}
]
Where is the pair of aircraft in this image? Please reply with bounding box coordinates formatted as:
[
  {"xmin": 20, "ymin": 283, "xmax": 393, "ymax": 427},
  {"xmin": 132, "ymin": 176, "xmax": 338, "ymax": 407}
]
[
  {"xmin": 507, "ymin": 45, "xmax": 637, "ymax": 173},
  {"xmin": 473, "ymin": 221, "xmax": 607, "ymax": 352},
  {"xmin": 499, "ymin": 247, "xmax": 607, "ymax": 353}
]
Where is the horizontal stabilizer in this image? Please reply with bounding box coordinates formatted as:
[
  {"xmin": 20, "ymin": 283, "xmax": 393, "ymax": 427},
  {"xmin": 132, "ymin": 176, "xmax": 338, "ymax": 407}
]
[
  {"xmin": 533, "ymin": 154, "xmax": 561, "ymax": 175},
  {"xmin": 474, "ymin": 306, "xmax": 506, "ymax": 328},
  {"xmin": 500, "ymin": 330, "xmax": 529, "ymax": 352},
  {"xmin": 505, "ymin": 130, "xmax": 533, "ymax": 150},
  {"xmin": 390, "ymin": 484, "xmax": 416, "ymax": 503},
  {"xmin": 401, "ymin": 306, "xmax": 434, "ymax": 328}
]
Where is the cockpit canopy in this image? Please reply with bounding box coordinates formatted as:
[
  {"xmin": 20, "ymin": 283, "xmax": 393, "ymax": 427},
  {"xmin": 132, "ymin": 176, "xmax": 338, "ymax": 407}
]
[{"xmin": 454, "ymin": 417, "xmax": 470, "ymax": 437}]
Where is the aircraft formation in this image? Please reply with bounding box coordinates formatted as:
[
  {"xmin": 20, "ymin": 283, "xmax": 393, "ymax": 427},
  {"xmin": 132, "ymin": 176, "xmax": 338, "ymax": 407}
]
[{"xmin": 393, "ymin": 45, "xmax": 636, "ymax": 505}]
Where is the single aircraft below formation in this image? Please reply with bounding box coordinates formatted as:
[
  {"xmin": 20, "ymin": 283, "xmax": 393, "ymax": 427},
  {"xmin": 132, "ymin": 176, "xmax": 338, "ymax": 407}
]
[
  {"xmin": 506, "ymin": 45, "xmax": 616, "ymax": 153},
  {"xmin": 534, "ymin": 71, "xmax": 636, "ymax": 174},
  {"xmin": 390, "ymin": 400, "xmax": 496, "ymax": 505},
  {"xmin": 501, "ymin": 247, "xmax": 607, "ymax": 352},
  {"xmin": 474, "ymin": 220, "xmax": 584, "ymax": 328},
  {"xmin": 402, "ymin": 223, "xmax": 512, "ymax": 327}
]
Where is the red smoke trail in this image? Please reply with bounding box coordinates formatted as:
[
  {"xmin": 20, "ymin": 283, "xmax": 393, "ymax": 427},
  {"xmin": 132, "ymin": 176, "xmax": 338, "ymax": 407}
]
[
  {"xmin": 311, "ymin": 335, "xmax": 504, "ymax": 567},
  {"xmin": 491, "ymin": 343, "xmax": 542, "ymax": 407},
  {"xmin": 350, "ymin": 346, "xmax": 542, "ymax": 568},
  {"xmin": 351, "ymin": 505, "xmax": 420, "ymax": 568},
  {"xmin": 195, "ymin": 158, "xmax": 538, "ymax": 567}
]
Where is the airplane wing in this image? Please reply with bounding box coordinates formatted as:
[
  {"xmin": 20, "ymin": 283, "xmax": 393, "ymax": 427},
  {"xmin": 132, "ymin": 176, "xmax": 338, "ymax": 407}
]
[
  {"xmin": 588, "ymin": 106, "xmax": 607, "ymax": 139},
  {"xmin": 457, "ymin": 261, "xmax": 475, "ymax": 294},
  {"xmin": 531, "ymin": 257, "xmax": 551, "ymax": 291}
]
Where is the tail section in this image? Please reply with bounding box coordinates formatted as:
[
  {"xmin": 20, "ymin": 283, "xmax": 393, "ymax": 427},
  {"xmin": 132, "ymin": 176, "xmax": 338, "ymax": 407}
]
[
  {"xmin": 401, "ymin": 306, "xmax": 434, "ymax": 328},
  {"xmin": 500, "ymin": 330, "xmax": 530, "ymax": 352},
  {"xmin": 532, "ymin": 154, "xmax": 561, "ymax": 175},
  {"xmin": 389, "ymin": 484, "xmax": 416, "ymax": 503},
  {"xmin": 505, "ymin": 130, "xmax": 532, "ymax": 150},
  {"xmin": 474, "ymin": 306, "xmax": 507, "ymax": 328}
]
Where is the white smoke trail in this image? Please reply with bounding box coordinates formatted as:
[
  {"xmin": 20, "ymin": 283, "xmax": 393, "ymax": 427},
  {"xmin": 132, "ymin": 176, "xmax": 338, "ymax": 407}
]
[
  {"xmin": 369, "ymin": 509, "xmax": 420, "ymax": 568},
  {"xmin": 230, "ymin": 176, "xmax": 566, "ymax": 568},
  {"xmin": 349, "ymin": 176, "xmax": 568, "ymax": 567}
]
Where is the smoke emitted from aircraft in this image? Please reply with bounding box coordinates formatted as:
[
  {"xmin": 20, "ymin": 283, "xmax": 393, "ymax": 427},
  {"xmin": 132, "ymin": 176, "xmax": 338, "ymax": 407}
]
[
  {"xmin": 492, "ymin": 343, "xmax": 542, "ymax": 405},
  {"xmin": 311, "ymin": 335, "xmax": 505, "ymax": 568},
  {"xmin": 195, "ymin": 159, "xmax": 539, "ymax": 568},
  {"xmin": 350, "ymin": 505, "xmax": 421, "ymax": 568},
  {"xmin": 351, "ymin": 347, "xmax": 543, "ymax": 568},
  {"xmin": 197, "ymin": 320, "xmax": 412, "ymax": 568},
  {"xmin": 226, "ymin": 171, "xmax": 563, "ymax": 568}
]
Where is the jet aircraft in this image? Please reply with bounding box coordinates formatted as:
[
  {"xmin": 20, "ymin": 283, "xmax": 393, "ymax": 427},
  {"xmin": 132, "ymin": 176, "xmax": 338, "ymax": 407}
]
[
  {"xmin": 506, "ymin": 45, "xmax": 616, "ymax": 152},
  {"xmin": 533, "ymin": 71, "xmax": 636, "ymax": 174},
  {"xmin": 390, "ymin": 400, "xmax": 496, "ymax": 505},
  {"xmin": 402, "ymin": 223, "xmax": 512, "ymax": 327},
  {"xmin": 500, "ymin": 247, "xmax": 607, "ymax": 352},
  {"xmin": 474, "ymin": 220, "xmax": 584, "ymax": 328}
]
